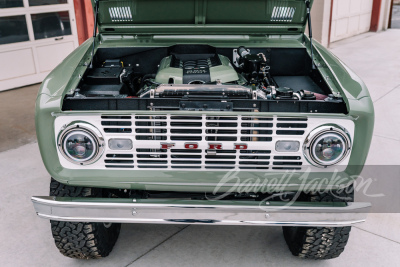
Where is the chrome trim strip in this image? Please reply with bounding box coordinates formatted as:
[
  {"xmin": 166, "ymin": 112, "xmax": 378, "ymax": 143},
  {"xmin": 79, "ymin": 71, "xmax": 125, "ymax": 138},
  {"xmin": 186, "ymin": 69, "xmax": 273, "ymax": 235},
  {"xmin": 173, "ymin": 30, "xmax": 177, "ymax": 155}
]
[
  {"xmin": 32, "ymin": 196, "xmax": 370, "ymax": 227},
  {"xmin": 303, "ymin": 125, "xmax": 352, "ymax": 167},
  {"xmin": 57, "ymin": 122, "xmax": 105, "ymax": 165}
]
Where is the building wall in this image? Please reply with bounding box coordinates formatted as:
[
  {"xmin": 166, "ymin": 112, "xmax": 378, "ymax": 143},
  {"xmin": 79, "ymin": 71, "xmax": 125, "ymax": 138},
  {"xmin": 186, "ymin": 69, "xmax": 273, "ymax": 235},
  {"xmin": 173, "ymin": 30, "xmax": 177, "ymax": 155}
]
[
  {"xmin": 310, "ymin": 0, "xmax": 332, "ymax": 47},
  {"xmin": 73, "ymin": 0, "xmax": 93, "ymax": 45},
  {"xmin": 378, "ymin": 0, "xmax": 393, "ymax": 30},
  {"xmin": 330, "ymin": 0, "xmax": 374, "ymax": 42},
  {"xmin": 0, "ymin": 0, "xmax": 79, "ymax": 91},
  {"xmin": 310, "ymin": 0, "xmax": 392, "ymax": 47}
]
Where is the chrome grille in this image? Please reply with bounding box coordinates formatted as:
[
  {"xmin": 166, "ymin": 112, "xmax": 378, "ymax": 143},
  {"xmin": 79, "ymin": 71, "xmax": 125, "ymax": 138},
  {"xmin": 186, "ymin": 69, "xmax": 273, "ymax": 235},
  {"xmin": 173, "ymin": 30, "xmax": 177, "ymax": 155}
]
[
  {"xmin": 98, "ymin": 115, "xmax": 304, "ymax": 170},
  {"xmin": 105, "ymin": 154, "xmax": 134, "ymax": 168}
]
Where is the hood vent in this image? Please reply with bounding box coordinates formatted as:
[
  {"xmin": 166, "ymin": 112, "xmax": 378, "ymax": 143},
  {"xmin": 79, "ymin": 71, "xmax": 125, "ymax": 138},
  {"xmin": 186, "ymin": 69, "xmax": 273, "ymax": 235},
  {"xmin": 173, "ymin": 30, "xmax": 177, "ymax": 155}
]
[
  {"xmin": 271, "ymin": 6, "xmax": 296, "ymax": 22},
  {"xmin": 108, "ymin": 7, "xmax": 133, "ymax": 22}
]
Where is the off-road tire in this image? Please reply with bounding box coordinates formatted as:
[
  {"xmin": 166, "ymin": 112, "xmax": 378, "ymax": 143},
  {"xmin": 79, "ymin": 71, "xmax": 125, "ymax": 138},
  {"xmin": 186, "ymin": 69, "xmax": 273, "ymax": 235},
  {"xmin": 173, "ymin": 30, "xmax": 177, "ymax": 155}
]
[
  {"xmin": 282, "ymin": 186, "xmax": 354, "ymax": 260},
  {"xmin": 49, "ymin": 178, "xmax": 121, "ymax": 259}
]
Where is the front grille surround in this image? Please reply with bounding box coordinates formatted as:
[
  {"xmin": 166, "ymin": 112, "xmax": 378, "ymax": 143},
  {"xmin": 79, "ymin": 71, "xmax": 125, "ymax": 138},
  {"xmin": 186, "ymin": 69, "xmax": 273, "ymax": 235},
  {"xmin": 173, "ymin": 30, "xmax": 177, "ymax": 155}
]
[{"xmin": 55, "ymin": 114, "xmax": 355, "ymax": 171}]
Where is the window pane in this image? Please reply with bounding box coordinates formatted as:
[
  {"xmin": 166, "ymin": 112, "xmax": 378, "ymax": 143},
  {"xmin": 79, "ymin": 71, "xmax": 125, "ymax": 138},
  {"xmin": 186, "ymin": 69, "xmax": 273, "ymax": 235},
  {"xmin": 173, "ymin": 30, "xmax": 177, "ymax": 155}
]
[
  {"xmin": 31, "ymin": 11, "xmax": 71, "ymax": 40},
  {"xmin": 0, "ymin": 16, "xmax": 29, "ymax": 45},
  {"xmin": 28, "ymin": 0, "xmax": 67, "ymax": 6},
  {"xmin": 0, "ymin": 0, "xmax": 24, "ymax": 8}
]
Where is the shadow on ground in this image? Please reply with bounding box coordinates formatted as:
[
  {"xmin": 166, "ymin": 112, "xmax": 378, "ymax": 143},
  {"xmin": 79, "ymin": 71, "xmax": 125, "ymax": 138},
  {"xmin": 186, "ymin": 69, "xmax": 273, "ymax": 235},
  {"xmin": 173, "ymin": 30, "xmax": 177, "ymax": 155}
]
[{"xmin": 0, "ymin": 84, "xmax": 40, "ymax": 152}]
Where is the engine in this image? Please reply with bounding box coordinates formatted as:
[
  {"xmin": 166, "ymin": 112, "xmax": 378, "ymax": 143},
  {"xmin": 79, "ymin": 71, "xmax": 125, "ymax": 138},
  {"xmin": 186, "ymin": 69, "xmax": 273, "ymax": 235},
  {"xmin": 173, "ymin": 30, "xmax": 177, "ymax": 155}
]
[
  {"xmin": 155, "ymin": 54, "xmax": 239, "ymax": 85},
  {"xmin": 72, "ymin": 45, "xmax": 328, "ymax": 105},
  {"xmin": 137, "ymin": 47, "xmax": 321, "ymax": 101}
]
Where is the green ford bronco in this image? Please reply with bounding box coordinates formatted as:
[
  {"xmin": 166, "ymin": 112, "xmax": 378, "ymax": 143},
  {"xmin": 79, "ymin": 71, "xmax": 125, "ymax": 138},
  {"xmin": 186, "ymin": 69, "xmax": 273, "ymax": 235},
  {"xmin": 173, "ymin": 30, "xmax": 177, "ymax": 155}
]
[{"xmin": 31, "ymin": 0, "xmax": 374, "ymax": 260}]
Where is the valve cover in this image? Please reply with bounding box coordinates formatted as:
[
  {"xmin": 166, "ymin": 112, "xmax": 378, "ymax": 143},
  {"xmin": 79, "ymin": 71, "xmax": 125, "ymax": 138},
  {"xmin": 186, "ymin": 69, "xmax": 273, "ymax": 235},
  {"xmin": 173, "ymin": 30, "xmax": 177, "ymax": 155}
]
[{"xmin": 155, "ymin": 54, "xmax": 239, "ymax": 84}]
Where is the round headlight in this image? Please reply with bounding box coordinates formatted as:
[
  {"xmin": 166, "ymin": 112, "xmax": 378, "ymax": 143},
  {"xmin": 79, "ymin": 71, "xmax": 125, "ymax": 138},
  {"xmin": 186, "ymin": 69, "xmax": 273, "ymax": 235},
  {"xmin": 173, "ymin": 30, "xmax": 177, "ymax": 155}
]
[
  {"xmin": 58, "ymin": 123, "xmax": 104, "ymax": 165},
  {"xmin": 304, "ymin": 126, "xmax": 351, "ymax": 167}
]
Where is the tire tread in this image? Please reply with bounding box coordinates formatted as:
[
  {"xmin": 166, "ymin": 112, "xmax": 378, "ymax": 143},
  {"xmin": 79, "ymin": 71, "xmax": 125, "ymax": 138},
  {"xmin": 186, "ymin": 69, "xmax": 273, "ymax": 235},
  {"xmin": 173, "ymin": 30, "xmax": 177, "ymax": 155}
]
[
  {"xmin": 49, "ymin": 178, "xmax": 120, "ymax": 259},
  {"xmin": 282, "ymin": 187, "xmax": 354, "ymax": 260}
]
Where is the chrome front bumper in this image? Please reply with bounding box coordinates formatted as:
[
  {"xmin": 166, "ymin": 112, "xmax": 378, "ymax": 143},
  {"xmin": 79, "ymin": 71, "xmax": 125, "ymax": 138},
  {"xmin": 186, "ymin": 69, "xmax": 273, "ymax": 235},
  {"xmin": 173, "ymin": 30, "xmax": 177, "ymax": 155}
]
[{"xmin": 31, "ymin": 196, "xmax": 371, "ymax": 227}]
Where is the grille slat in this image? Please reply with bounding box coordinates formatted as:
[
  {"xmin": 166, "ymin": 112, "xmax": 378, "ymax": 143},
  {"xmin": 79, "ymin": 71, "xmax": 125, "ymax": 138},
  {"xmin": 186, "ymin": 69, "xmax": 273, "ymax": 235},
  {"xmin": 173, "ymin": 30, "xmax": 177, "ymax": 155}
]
[{"xmin": 104, "ymin": 154, "xmax": 134, "ymax": 169}]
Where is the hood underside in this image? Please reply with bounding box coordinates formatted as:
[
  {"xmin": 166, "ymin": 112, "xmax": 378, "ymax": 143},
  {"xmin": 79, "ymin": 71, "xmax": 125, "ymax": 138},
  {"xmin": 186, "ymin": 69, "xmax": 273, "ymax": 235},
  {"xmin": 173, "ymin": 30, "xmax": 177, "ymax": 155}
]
[{"xmin": 94, "ymin": 0, "xmax": 313, "ymax": 35}]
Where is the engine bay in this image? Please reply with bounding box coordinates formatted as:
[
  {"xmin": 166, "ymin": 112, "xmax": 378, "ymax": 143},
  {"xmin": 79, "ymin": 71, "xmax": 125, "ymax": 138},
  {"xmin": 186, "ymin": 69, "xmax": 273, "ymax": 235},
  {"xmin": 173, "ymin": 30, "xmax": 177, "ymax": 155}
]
[{"xmin": 65, "ymin": 45, "xmax": 346, "ymax": 113}]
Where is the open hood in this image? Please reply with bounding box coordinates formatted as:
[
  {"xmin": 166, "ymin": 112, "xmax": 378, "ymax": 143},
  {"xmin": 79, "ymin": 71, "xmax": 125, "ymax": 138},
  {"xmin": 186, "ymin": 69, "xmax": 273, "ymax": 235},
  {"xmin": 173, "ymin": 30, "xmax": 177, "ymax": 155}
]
[{"xmin": 93, "ymin": 0, "xmax": 314, "ymax": 35}]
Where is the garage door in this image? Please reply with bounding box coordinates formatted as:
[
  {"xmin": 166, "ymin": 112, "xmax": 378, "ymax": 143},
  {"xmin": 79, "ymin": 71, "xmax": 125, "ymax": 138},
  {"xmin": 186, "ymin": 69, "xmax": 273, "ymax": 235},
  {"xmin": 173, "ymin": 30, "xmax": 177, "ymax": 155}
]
[
  {"xmin": 0, "ymin": 0, "xmax": 79, "ymax": 91},
  {"xmin": 330, "ymin": 0, "xmax": 374, "ymax": 42}
]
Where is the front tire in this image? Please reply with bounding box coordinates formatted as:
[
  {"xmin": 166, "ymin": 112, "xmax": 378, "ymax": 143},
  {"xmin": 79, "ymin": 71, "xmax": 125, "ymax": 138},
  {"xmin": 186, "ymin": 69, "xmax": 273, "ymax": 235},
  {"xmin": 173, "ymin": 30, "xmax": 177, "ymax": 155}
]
[
  {"xmin": 282, "ymin": 187, "xmax": 354, "ymax": 260},
  {"xmin": 49, "ymin": 178, "xmax": 121, "ymax": 259}
]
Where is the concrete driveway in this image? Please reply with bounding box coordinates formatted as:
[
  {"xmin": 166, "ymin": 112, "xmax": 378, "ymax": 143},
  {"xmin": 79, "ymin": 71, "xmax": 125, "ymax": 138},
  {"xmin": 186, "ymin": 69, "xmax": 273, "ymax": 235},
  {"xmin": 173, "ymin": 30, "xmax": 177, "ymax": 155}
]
[{"xmin": 1, "ymin": 30, "xmax": 400, "ymax": 266}]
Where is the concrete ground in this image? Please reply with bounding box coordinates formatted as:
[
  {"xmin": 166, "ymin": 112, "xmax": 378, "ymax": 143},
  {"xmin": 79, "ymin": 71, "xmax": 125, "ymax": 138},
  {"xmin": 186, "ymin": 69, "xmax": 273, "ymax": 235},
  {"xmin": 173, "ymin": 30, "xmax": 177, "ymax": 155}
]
[
  {"xmin": 1, "ymin": 30, "xmax": 400, "ymax": 266},
  {"xmin": 0, "ymin": 84, "xmax": 39, "ymax": 152}
]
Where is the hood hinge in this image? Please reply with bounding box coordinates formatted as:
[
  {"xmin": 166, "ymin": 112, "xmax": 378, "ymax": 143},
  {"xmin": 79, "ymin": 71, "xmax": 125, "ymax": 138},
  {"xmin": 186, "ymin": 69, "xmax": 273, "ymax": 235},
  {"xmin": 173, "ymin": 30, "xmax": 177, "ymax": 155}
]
[{"xmin": 89, "ymin": 0, "xmax": 100, "ymax": 69}]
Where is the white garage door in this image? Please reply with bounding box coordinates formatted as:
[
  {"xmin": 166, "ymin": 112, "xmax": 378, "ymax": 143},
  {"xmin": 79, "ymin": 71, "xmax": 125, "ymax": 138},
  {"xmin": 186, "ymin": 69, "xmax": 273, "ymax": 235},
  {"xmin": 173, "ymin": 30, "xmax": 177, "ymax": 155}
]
[
  {"xmin": 330, "ymin": 0, "xmax": 374, "ymax": 43},
  {"xmin": 0, "ymin": 0, "xmax": 79, "ymax": 91}
]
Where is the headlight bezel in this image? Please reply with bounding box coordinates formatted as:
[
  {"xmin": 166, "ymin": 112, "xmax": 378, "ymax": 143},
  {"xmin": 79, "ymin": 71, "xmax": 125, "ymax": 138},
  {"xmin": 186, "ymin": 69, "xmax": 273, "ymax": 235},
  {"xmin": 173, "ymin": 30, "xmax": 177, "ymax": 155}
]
[
  {"xmin": 303, "ymin": 125, "xmax": 351, "ymax": 168},
  {"xmin": 57, "ymin": 122, "xmax": 105, "ymax": 165}
]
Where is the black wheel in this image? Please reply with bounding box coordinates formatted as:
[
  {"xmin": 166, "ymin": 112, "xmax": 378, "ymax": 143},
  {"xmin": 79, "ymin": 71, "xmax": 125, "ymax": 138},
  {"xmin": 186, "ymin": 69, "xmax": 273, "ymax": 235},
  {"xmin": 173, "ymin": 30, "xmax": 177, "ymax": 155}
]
[
  {"xmin": 282, "ymin": 186, "xmax": 354, "ymax": 260},
  {"xmin": 49, "ymin": 178, "xmax": 121, "ymax": 259}
]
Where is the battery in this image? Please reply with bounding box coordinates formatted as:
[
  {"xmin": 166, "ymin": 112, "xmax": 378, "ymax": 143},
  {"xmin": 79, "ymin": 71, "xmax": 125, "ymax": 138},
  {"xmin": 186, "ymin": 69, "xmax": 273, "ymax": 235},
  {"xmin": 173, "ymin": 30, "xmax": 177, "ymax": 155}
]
[{"xmin": 86, "ymin": 67, "xmax": 122, "ymax": 85}]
